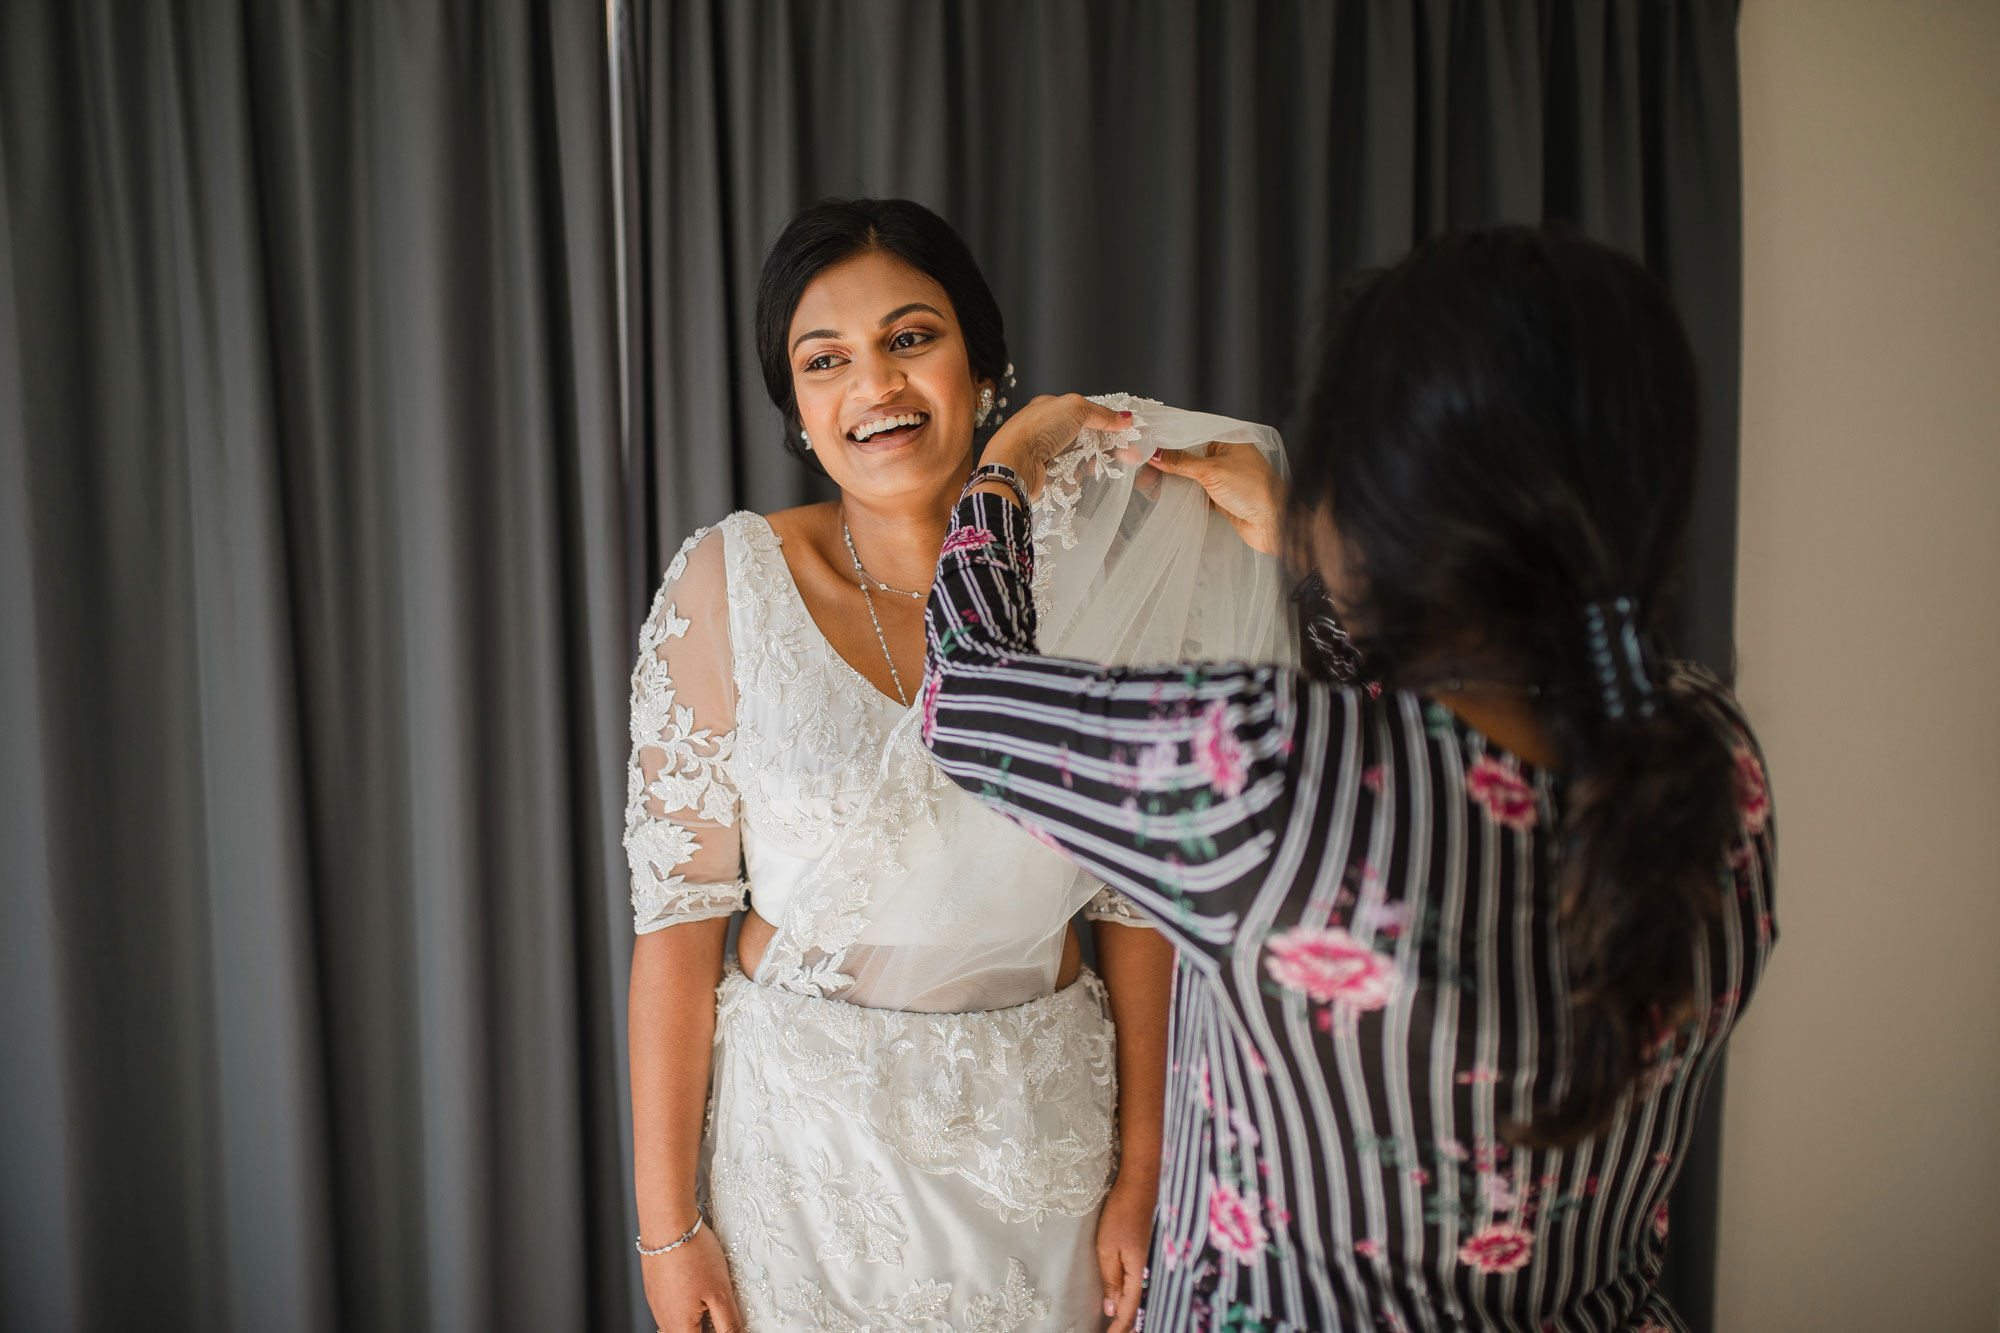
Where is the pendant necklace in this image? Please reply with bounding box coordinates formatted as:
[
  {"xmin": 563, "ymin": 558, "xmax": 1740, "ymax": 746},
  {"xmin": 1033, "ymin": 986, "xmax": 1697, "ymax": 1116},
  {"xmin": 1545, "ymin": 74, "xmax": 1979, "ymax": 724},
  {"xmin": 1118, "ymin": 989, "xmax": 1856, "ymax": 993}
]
[{"xmin": 841, "ymin": 514, "xmax": 928, "ymax": 706}]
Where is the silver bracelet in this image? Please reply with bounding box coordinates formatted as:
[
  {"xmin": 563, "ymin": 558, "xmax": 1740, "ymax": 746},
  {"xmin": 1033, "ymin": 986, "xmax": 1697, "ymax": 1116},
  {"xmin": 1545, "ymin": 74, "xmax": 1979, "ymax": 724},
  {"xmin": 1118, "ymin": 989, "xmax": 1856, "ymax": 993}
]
[
  {"xmin": 964, "ymin": 461, "xmax": 1030, "ymax": 511},
  {"xmin": 635, "ymin": 1211, "xmax": 704, "ymax": 1257}
]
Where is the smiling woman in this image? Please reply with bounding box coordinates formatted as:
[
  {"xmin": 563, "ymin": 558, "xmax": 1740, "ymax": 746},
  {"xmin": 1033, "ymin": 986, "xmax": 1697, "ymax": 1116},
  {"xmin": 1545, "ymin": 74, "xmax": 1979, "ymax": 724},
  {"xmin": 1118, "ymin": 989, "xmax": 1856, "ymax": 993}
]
[
  {"xmin": 623, "ymin": 199, "xmax": 1174, "ymax": 1333},
  {"xmin": 756, "ymin": 199, "xmax": 1012, "ymax": 474}
]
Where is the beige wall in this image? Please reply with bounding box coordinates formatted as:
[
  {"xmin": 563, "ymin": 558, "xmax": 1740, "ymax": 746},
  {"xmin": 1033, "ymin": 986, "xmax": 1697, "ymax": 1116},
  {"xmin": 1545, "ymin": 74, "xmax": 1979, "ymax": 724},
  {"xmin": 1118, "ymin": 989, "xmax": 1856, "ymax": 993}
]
[{"xmin": 1720, "ymin": 1, "xmax": 2000, "ymax": 1329}]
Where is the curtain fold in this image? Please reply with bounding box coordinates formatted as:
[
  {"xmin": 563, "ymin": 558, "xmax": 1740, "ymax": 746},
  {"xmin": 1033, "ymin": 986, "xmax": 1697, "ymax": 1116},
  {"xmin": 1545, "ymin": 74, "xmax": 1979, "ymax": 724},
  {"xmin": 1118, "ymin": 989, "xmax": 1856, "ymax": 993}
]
[
  {"xmin": 622, "ymin": 2, "xmax": 1741, "ymax": 1327},
  {"xmin": 0, "ymin": 3, "xmax": 634, "ymax": 1329}
]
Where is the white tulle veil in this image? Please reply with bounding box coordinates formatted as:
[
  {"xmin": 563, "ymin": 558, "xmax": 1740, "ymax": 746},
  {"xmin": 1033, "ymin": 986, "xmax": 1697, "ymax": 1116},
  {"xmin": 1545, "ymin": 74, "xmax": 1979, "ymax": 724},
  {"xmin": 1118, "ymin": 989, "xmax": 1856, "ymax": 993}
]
[{"xmin": 751, "ymin": 395, "xmax": 1299, "ymax": 1013}]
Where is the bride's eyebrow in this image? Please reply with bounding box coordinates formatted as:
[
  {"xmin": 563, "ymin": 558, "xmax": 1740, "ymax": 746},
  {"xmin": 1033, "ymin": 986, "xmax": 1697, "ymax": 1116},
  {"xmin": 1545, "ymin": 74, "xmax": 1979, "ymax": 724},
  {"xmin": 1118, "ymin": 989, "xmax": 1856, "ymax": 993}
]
[{"xmin": 879, "ymin": 302, "xmax": 945, "ymax": 325}]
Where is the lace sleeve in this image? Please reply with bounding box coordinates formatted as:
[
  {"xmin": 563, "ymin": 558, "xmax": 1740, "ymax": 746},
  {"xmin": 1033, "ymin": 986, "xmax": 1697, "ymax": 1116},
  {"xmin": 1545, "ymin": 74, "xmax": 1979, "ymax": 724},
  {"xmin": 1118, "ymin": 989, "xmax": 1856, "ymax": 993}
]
[{"xmin": 624, "ymin": 527, "xmax": 747, "ymax": 934}]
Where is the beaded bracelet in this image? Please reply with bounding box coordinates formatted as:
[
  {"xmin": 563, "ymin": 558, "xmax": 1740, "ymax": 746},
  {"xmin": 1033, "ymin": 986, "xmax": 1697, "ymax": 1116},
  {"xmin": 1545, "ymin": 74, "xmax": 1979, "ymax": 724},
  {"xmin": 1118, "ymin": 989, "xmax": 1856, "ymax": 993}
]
[
  {"xmin": 635, "ymin": 1211, "xmax": 704, "ymax": 1258},
  {"xmin": 963, "ymin": 461, "xmax": 1031, "ymax": 512}
]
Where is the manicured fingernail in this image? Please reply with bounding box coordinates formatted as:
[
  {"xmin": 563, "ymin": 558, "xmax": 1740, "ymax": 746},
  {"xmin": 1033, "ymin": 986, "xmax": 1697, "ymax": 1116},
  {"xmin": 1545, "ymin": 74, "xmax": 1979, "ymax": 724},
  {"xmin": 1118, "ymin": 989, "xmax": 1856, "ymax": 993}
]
[
  {"xmin": 1119, "ymin": 410, "xmax": 1133, "ymax": 418},
  {"xmin": 1105, "ymin": 1299, "xmax": 1118, "ymax": 1317}
]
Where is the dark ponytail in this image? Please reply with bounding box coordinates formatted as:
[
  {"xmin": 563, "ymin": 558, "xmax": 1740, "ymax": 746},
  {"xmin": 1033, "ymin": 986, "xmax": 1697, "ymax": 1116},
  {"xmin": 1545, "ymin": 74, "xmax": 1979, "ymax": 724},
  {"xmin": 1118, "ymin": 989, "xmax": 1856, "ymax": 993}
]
[
  {"xmin": 1287, "ymin": 227, "xmax": 1739, "ymax": 1145},
  {"xmin": 1527, "ymin": 688, "xmax": 1737, "ymax": 1143}
]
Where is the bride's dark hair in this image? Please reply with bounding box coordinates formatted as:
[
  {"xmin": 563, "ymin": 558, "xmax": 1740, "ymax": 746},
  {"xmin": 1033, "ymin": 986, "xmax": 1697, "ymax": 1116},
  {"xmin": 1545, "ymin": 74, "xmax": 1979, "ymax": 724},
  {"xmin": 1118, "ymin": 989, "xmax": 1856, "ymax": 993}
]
[
  {"xmin": 1288, "ymin": 226, "xmax": 1739, "ymax": 1146},
  {"xmin": 755, "ymin": 198, "xmax": 1009, "ymax": 472}
]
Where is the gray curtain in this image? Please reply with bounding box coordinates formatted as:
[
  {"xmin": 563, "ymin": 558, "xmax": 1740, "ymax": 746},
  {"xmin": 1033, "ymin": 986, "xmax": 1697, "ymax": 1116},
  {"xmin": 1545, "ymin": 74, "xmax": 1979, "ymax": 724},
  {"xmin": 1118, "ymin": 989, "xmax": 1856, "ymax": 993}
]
[
  {"xmin": 1, "ymin": 3, "xmax": 636, "ymax": 1330},
  {"xmin": 1, "ymin": 2, "xmax": 1744, "ymax": 1330},
  {"xmin": 621, "ymin": 0, "xmax": 1742, "ymax": 1327}
]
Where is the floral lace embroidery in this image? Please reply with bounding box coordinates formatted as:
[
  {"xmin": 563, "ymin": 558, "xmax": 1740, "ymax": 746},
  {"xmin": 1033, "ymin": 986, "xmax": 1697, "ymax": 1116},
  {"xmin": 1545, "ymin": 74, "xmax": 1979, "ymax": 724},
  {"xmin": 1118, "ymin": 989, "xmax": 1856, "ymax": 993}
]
[
  {"xmin": 803, "ymin": 1152, "xmax": 909, "ymax": 1266},
  {"xmin": 707, "ymin": 1126, "xmax": 807, "ymax": 1264},
  {"xmin": 756, "ymin": 717, "xmax": 951, "ymax": 997},
  {"xmin": 774, "ymin": 1259, "xmax": 1051, "ymax": 1333},
  {"xmin": 724, "ymin": 515, "xmax": 889, "ymax": 853},
  {"xmin": 963, "ymin": 1259, "xmax": 1053, "ymax": 1332},
  {"xmin": 624, "ymin": 526, "xmax": 747, "ymax": 933},
  {"xmin": 1026, "ymin": 393, "xmax": 1149, "ymax": 619},
  {"xmin": 709, "ymin": 1131, "xmax": 910, "ymax": 1269},
  {"xmin": 780, "ymin": 1275, "xmax": 953, "ymax": 1332},
  {"xmin": 1083, "ymin": 885, "xmax": 1153, "ymax": 928},
  {"xmin": 716, "ymin": 511, "xmax": 953, "ymax": 991},
  {"xmin": 714, "ymin": 968, "xmax": 1116, "ymax": 1226}
]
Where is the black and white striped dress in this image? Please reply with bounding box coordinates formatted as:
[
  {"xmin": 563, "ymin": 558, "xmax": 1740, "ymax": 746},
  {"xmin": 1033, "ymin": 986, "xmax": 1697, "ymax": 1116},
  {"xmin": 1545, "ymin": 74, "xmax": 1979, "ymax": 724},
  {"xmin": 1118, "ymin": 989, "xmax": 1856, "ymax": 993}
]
[{"xmin": 920, "ymin": 491, "xmax": 1777, "ymax": 1333}]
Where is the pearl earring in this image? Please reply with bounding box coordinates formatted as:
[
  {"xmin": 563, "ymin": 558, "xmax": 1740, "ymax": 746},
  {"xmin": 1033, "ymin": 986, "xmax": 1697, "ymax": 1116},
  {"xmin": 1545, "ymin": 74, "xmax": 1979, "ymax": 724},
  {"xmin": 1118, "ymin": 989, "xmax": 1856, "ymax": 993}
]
[
  {"xmin": 975, "ymin": 387, "xmax": 996, "ymax": 427},
  {"xmin": 799, "ymin": 428, "xmax": 812, "ymax": 451}
]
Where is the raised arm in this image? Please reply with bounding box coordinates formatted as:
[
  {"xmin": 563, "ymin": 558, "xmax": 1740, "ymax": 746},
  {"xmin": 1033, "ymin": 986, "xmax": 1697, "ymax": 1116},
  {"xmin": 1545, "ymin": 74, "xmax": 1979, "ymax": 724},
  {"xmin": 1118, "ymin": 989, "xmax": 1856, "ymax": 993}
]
[
  {"xmin": 921, "ymin": 485, "xmax": 1306, "ymax": 956},
  {"xmin": 623, "ymin": 529, "xmax": 746, "ymax": 1333}
]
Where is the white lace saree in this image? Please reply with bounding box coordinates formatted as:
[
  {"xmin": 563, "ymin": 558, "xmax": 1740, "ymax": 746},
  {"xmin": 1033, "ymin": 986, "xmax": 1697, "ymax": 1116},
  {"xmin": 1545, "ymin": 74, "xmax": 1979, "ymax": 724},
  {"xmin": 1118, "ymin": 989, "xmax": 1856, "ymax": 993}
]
[{"xmin": 624, "ymin": 398, "xmax": 1294, "ymax": 1331}]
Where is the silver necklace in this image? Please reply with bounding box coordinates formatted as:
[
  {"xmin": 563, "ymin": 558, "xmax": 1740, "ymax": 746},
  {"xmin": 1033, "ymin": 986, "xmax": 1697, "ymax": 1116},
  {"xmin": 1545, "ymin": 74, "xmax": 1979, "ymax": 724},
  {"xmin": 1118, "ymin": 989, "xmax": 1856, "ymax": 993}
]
[
  {"xmin": 840, "ymin": 522, "xmax": 930, "ymax": 599},
  {"xmin": 841, "ymin": 517, "xmax": 926, "ymax": 705}
]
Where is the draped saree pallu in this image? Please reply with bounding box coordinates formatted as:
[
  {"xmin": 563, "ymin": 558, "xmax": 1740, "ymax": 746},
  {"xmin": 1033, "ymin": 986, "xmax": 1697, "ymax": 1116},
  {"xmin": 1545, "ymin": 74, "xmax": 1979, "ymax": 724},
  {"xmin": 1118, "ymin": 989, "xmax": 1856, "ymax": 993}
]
[{"xmin": 623, "ymin": 399, "xmax": 1294, "ymax": 1330}]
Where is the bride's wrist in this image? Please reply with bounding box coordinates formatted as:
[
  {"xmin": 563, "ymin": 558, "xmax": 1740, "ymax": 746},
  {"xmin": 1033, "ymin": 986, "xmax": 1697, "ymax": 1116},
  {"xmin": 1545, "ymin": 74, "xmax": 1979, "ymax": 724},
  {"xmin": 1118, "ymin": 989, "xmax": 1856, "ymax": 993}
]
[
  {"xmin": 636, "ymin": 1198, "xmax": 704, "ymax": 1247},
  {"xmin": 1108, "ymin": 1162, "xmax": 1161, "ymax": 1196}
]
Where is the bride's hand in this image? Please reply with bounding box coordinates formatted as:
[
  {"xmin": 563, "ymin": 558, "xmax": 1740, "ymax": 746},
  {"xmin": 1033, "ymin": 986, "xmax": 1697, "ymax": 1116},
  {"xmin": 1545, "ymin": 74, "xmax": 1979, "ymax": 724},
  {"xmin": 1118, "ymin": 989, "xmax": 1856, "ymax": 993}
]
[
  {"xmin": 1095, "ymin": 1174, "xmax": 1155, "ymax": 1333},
  {"xmin": 978, "ymin": 394, "xmax": 1132, "ymax": 501},
  {"xmin": 1143, "ymin": 439, "xmax": 1287, "ymax": 555},
  {"xmin": 641, "ymin": 1222, "xmax": 744, "ymax": 1333}
]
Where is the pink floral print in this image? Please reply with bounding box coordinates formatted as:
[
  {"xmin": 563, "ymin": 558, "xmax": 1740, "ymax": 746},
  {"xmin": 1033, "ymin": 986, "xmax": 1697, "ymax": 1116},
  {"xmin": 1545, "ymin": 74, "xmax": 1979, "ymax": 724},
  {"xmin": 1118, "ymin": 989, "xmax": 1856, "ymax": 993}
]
[
  {"xmin": 1018, "ymin": 820, "xmax": 1066, "ymax": 854},
  {"xmin": 1264, "ymin": 925, "xmax": 1397, "ymax": 1011},
  {"xmin": 1466, "ymin": 755, "xmax": 1538, "ymax": 830},
  {"xmin": 1457, "ymin": 1221, "xmax": 1535, "ymax": 1274},
  {"xmin": 1651, "ymin": 1202, "xmax": 1670, "ymax": 1242},
  {"xmin": 918, "ymin": 669, "xmax": 942, "ymax": 744},
  {"xmin": 1194, "ymin": 698, "xmax": 1248, "ymax": 797},
  {"xmin": 920, "ymin": 472, "xmax": 1776, "ymax": 1330},
  {"xmin": 1733, "ymin": 744, "xmax": 1770, "ymax": 834},
  {"xmin": 1353, "ymin": 897, "xmax": 1411, "ymax": 941},
  {"xmin": 1135, "ymin": 738, "xmax": 1182, "ymax": 790},
  {"xmin": 939, "ymin": 525, "xmax": 996, "ymax": 556},
  {"xmin": 1206, "ymin": 1178, "xmax": 1269, "ymax": 1263}
]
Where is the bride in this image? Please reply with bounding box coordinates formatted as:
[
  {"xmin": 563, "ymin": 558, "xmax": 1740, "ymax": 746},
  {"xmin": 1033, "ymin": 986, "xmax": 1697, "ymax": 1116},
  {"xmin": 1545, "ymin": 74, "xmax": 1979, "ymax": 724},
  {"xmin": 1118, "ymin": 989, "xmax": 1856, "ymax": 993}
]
[{"xmin": 624, "ymin": 198, "xmax": 1290, "ymax": 1333}]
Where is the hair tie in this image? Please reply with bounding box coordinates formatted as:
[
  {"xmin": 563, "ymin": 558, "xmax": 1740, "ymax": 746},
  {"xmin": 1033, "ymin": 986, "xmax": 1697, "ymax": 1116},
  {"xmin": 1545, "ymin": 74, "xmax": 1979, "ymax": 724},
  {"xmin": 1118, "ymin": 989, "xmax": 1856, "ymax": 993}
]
[{"xmin": 1581, "ymin": 596, "xmax": 1658, "ymax": 721}]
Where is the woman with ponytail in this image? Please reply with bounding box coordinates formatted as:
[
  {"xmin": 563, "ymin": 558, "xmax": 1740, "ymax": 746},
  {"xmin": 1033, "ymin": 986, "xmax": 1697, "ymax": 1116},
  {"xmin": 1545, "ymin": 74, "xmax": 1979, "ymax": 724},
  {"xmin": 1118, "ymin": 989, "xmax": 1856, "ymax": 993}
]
[{"xmin": 920, "ymin": 226, "xmax": 1776, "ymax": 1331}]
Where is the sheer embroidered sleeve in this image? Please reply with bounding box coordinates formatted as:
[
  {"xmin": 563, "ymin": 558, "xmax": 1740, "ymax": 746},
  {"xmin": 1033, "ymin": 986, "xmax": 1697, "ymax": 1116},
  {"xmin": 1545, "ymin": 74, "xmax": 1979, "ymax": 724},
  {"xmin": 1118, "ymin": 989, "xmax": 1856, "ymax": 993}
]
[{"xmin": 624, "ymin": 527, "xmax": 746, "ymax": 934}]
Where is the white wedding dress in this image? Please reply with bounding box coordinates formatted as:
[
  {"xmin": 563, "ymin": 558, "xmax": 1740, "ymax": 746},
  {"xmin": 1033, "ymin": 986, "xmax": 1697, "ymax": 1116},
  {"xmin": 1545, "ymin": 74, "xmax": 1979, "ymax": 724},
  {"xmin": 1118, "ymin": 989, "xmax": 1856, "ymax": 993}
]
[{"xmin": 625, "ymin": 398, "xmax": 1295, "ymax": 1331}]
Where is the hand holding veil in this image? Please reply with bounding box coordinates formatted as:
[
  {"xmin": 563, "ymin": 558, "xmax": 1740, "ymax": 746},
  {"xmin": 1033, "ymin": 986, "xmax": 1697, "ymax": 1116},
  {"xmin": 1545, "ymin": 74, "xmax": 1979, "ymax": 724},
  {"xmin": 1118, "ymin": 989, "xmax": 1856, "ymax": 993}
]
[{"xmin": 751, "ymin": 395, "xmax": 1299, "ymax": 1014}]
